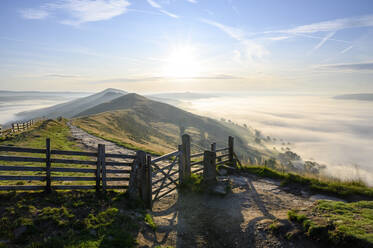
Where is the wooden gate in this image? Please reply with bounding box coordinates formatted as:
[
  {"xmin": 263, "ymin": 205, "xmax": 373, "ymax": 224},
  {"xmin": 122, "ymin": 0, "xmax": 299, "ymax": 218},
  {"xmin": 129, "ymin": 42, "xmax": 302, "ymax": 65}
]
[{"xmin": 151, "ymin": 150, "xmax": 181, "ymax": 203}]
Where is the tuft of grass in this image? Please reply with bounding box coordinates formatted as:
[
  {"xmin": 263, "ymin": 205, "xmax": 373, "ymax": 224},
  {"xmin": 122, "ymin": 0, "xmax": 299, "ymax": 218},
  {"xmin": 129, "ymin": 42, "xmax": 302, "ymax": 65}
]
[
  {"xmin": 144, "ymin": 213, "xmax": 156, "ymax": 231},
  {"xmin": 288, "ymin": 200, "xmax": 373, "ymax": 247},
  {"xmin": 180, "ymin": 173, "xmax": 204, "ymax": 193},
  {"xmin": 239, "ymin": 165, "xmax": 373, "ymax": 199},
  {"xmin": 0, "ymin": 190, "xmax": 140, "ymax": 247}
]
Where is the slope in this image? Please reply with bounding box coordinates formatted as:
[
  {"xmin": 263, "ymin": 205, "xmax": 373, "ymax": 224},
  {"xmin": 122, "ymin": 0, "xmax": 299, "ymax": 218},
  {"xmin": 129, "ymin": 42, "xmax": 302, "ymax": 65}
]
[
  {"xmin": 16, "ymin": 88, "xmax": 127, "ymax": 120},
  {"xmin": 72, "ymin": 93, "xmax": 273, "ymax": 162}
]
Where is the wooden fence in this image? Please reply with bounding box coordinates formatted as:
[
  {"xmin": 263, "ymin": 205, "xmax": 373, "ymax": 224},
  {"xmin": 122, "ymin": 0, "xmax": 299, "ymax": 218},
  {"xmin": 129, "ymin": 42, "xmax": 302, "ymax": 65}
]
[
  {"xmin": 0, "ymin": 119, "xmax": 36, "ymax": 137},
  {"xmin": 0, "ymin": 138, "xmax": 135, "ymax": 191},
  {"xmin": 0, "ymin": 134, "xmax": 238, "ymax": 210}
]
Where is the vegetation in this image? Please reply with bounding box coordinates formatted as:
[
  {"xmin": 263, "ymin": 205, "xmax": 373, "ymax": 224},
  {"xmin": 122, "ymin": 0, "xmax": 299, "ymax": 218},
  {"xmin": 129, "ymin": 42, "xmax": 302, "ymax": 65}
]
[
  {"xmin": 0, "ymin": 118, "xmax": 97, "ymax": 187},
  {"xmin": 0, "ymin": 190, "xmax": 142, "ymax": 247},
  {"xmin": 288, "ymin": 200, "xmax": 373, "ymax": 247},
  {"xmin": 180, "ymin": 173, "xmax": 204, "ymax": 193},
  {"xmin": 239, "ymin": 165, "xmax": 373, "ymax": 199},
  {"xmin": 72, "ymin": 93, "xmax": 273, "ymax": 161},
  {"xmin": 144, "ymin": 213, "xmax": 156, "ymax": 231}
]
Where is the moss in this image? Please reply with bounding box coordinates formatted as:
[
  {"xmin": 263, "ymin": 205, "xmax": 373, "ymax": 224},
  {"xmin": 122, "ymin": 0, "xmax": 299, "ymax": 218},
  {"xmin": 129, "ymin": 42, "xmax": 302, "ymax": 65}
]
[
  {"xmin": 288, "ymin": 201, "xmax": 373, "ymax": 247},
  {"xmin": 180, "ymin": 173, "xmax": 204, "ymax": 193},
  {"xmin": 0, "ymin": 191, "xmax": 139, "ymax": 247},
  {"xmin": 239, "ymin": 165, "xmax": 373, "ymax": 199},
  {"xmin": 144, "ymin": 213, "xmax": 156, "ymax": 231}
]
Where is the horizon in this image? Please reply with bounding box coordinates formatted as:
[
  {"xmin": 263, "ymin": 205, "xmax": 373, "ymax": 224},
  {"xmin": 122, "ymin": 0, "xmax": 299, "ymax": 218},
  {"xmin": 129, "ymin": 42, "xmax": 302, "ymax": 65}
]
[{"xmin": 1, "ymin": 0, "xmax": 373, "ymax": 93}]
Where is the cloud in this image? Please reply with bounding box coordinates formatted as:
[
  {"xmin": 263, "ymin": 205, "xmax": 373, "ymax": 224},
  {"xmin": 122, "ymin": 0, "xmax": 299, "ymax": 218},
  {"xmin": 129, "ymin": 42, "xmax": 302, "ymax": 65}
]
[
  {"xmin": 146, "ymin": 0, "xmax": 161, "ymax": 9},
  {"xmin": 146, "ymin": 0, "xmax": 179, "ymax": 18},
  {"xmin": 278, "ymin": 15, "xmax": 373, "ymax": 34},
  {"xmin": 20, "ymin": 0, "xmax": 130, "ymax": 25},
  {"xmin": 90, "ymin": 74, "xmax": 242, "ymax": 84},
  {"xmin": 201, "ymin": 19, "xmax": 269, "ymax": 60},
  {"xmin": 19, "ymin": 9, "xmax": 49, "ymax": 19},
  {"xmin": 267, "ymin": 36, "xmax": 289, "ymax": 41},
  {"xmin": 340, "ymin": 45, "xmax": 353, "ymax": 54},
  {"xmin": 45, "ymin": 74, "xmax": 81, "ymax": 78},
  {"xmin": 313, "ymin": 31, "xmax": 336, "ymax": 51},
  {"xmin": 187, "ymin": 0, "xmax": 197, "ymax": 3},
  {"xmin": 316, "ymin": 62, "xmax": 373, "ymax": 71}
]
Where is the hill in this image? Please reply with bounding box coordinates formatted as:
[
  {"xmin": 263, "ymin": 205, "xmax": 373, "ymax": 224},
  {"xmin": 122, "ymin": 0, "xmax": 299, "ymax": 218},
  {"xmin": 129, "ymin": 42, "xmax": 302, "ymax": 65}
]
[
  {"xmin": 72, "ymin": 93, "xmax": 273, "ymax": 162},
  {"xmin": 334, "ymin": 93, "xmax": 373, "ymax": 101},
  {"xmin": 16, "ymin": 88, "xmax": 127, "ymax": 120}
]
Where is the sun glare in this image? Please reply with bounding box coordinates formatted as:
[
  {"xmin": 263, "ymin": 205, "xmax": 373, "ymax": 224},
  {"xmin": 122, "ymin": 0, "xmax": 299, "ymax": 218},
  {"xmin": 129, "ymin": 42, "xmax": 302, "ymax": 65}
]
[{"xmin": 162, "ymin": 45, "xmax": 202, "ymax": 78}]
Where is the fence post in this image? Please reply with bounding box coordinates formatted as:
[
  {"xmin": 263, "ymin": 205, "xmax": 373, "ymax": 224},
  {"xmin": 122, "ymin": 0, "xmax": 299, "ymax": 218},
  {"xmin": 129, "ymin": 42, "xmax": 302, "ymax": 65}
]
[
  {"xmin": 128, "ymin": 150, "xmax": 144, "ymax": 200},
  {"xmin": 181, "ymin": 134, "xmax": 190, "ymax": 179},
  {"xmin": 96, "ymin": 145, "xmax": 102, "ymax": 191},
  {"xmin": 228, "ymin": 136, "xmax": 236, "ymax": 167},
  {"xmin": 211, "ymin": 142, "xmax": 216, "ymax": 152},
  {"xmin": 144, "ymin": 155, "xmax": 152, "ymax": 209},
  {"xmin": 99, "ymin": 144, "xmax": 106, "ymax": 191},
  {"xmin": 203, "ymin": 150, "xmax": 217, "ymax": 183},
  {"xmin": 178, "ymin": 145, "xmax": 184, "ymax": 185},
  {"xmin": 46, "ymin": 138, "xmax": 51, "ymax": 192}
]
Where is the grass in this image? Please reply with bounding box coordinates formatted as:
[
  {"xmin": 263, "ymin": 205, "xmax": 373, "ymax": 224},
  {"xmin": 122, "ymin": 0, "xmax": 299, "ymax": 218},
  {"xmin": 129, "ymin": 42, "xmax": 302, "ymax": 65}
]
[
  {"xmin": 0, "ymin": 190, "xmax": 143, "ymax": 247},
  {"xmin": 0, "ymin": 118, "xmax": 99, "ymax": 187},
  {"xmin": 288, "ymin": 200, "xmax": 373, "ymax": 247},
  {"xmin": 144, "ymin": 213, "xmax": 156, "ymax": 231},
  {"xmin": 179, "ymin": 173, "xmax": 204, "ymax": 193},
  {"xmin": 238, "ymin": 165, "xmax": 373, "ymax": 199}
]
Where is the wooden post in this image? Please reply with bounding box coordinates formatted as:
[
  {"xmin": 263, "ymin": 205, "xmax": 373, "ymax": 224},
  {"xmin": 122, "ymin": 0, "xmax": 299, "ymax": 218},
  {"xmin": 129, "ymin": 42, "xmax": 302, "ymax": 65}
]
[
  {"xmin": 228, "ymin": 136, "xmax": 236, "ymax": 167},
  {"xmin": 128, "ymin": 151, "xmax": 144, "ymax": 200},
  {"xmin": 145, "ymin": 155, "xmax": 152, "ymax": 209},
  {"xmin": 96, "ymin": 144, "xmax": 102, "ymax": 191},
  {"xmin": 181, "ymin": 134, "xmax": 191, "ymax": 179},
  {"xmin": 178, "ymin": 145, "xmax": 184, "ymax": 184},
  {"xmin": 99, "ymin": 144, "xmax": 106, "ymax": 191},
  {"xmin": 203, "ymin": 151, "xmax": 217, "ymax": 183},
  {"xmin": 211, "ymin": 142, "xmax": 216, "ymax": 152},
  {"xmin": 46, "ymin": 138, "xmax": 51, "ymax": 192}
]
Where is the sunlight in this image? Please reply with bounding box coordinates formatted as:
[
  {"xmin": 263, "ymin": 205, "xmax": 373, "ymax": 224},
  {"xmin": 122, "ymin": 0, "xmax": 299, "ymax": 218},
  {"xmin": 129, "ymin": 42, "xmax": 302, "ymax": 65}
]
[{"xmin": 162, "ymin": 44, "xmax": 202, "ymax": 78}]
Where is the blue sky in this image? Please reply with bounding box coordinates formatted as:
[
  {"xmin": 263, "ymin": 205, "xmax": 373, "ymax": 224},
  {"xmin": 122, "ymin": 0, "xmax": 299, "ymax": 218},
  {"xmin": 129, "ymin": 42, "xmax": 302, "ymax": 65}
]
[{"xmin": 1, "ymin": 0, "xmax": 373, "ymax": 93}]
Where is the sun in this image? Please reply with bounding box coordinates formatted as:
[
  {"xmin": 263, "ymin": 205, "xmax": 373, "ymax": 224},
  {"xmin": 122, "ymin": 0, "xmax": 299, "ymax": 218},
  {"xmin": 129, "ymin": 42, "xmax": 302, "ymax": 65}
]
[{"xmin": 162, "ymin": 45, "xmax": 202, "ymax": 78}]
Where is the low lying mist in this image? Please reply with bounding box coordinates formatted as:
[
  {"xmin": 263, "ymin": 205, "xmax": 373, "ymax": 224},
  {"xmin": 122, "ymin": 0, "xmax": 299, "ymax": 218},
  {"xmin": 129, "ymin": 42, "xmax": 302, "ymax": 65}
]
[{"xmin": 185, "ymin": 94, "xmax": 373, "ymax": 185}]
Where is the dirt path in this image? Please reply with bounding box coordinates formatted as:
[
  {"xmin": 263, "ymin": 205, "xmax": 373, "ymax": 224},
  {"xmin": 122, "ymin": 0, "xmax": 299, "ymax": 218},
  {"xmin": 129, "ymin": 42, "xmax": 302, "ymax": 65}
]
[{"xmin": 138, "ymin": 174, "xmax": 329, "ymax": 248}]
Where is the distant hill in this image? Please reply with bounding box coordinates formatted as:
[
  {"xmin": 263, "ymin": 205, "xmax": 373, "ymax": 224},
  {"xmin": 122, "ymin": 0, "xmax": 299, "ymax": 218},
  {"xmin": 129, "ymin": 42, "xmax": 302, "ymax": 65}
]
[
  {"xmin": 73, "ymin": 93, "xmax": 273, "ymax": 162},
  {"xmin": 16, "ymin": 88, "xmax": 127, "ymax": 119},
  {"xmin": 334, "ymin": 93, "xmax": 373, "ymax": 101}
]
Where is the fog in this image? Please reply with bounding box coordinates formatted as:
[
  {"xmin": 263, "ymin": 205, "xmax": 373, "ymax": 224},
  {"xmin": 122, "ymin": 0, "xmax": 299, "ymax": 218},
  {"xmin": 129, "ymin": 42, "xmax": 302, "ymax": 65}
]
[
  {"xmin": 0, "ymin": 92, "xmax": 88, "ymax": 125},
  {"xmin": 185, "ymin": 95, "xmax": 373, "ymax": 185}
]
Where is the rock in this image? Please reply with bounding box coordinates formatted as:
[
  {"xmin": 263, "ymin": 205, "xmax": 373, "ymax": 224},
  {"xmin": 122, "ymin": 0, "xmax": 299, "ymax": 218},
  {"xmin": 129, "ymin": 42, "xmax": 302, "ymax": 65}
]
[
  {"xmin": 14, "ymin": 226, "xmax": 27, "ymax": 239},
  {"xmin": 212, "ymin": 183, "xmax": 227, "ymax": 195},
  {"xmin": 219, "ymin": 165, "xmax": 236, "ymax": 174},
  {"xmin": 309, "ymin": 194, "xmax": 346, "ymax": 202},
  {"xmin": 301, "ymin": 190, "xmax": 310, "ymax": 197},
  {"xmin": 218, "ymin": 168, "xmax": 228, "ymax": 176}
]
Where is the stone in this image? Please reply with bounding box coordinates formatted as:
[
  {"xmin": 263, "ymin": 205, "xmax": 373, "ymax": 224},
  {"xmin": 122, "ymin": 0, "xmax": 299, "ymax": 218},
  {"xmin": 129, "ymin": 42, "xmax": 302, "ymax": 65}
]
[
  {"xmin": 218, "ymin": 168, "xmax": 228, "ymax": 176},
  {"xmin": 309, "ymin": 194, "xmax": 346, "ymax": 202},
  {"xmin": 212, "ymin": 183, "xmax": 227, "ymax": 195}
]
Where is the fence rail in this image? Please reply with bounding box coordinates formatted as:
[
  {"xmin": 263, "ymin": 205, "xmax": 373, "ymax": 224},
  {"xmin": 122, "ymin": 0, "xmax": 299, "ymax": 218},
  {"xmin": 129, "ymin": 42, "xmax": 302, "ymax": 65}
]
[
  {"xmin": 0, "ymin": 139, "xmax": 133, "ymax": 191},
  {"xmin": 0, "ymin": 119, "xmax": 36, "ymax": 137}
]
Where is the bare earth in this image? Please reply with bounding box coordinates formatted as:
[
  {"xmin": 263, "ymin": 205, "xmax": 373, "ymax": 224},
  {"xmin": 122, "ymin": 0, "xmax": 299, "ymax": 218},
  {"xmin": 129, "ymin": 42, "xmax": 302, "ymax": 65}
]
[{"xmin": 69, "ymin": 124, "xmax": 327, "ymax": 248}]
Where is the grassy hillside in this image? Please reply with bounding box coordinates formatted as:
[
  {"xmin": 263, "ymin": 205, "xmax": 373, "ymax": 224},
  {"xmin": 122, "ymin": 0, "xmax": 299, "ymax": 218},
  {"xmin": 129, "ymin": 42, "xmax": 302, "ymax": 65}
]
[
  {"xmin": 72, "ymin": 93, "xmax": 273, "ymax": 161},
  {"xmin": 17, "ymin": 88, "xmax": 126, "ymax": 120},
  {"xmin": 0, "ymin": 118, "xmax": 97, "ymax": 187}
]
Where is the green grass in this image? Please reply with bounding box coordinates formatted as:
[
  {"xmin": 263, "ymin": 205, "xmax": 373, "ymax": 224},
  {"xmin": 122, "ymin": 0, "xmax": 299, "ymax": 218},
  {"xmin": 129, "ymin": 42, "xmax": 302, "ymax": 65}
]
[
  {"xmin": 144, "ymin": 213, "xmax": 156, "ymax": 231},
  {"xmin": 180, "ymin": 173, "xmax": 204, "ymax": 193},
  {"xmin": 0, "ymin": 118, "xmax": 99, "ymax": 187},
  {"xmin": 0, "ymin": 190, "xmax": 142, "ymax": 247},
  {"xmin": 239, "ymin": 165, "xmax": 373, "ymax": 199},
  {"xmin": 288, "ymin": 200, "xmax": 373, "ymax": 247}
]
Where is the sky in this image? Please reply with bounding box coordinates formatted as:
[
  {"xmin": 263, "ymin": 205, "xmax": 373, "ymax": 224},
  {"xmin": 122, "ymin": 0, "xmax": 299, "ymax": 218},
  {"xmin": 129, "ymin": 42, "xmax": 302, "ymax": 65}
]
[{"xmin": 1, "ymin": 0, "xmax": 373, "ymax": 93}]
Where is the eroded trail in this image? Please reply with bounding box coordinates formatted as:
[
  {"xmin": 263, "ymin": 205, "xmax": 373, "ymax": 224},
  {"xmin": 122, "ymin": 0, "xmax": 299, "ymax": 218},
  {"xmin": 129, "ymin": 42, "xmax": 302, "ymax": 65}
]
[{"xmin": 138, "ymin": 174, "xmax": 323, "ymax": 248}]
